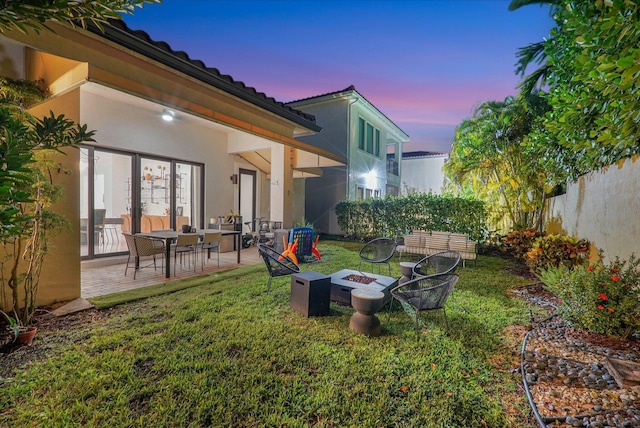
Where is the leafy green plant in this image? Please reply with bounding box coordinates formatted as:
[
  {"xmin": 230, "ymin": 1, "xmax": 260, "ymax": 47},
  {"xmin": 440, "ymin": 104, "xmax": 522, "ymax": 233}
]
[
  {"xmin": 526, "ymin": 234, "xmax": 590, "ymax": 272},
  {"xmin": 0, "ymin": 309, "xmax": 19, "ymax": 345},
  {"xmin": 500, "ymin": 228, "xmax": 542, "ymax": 261},
  {"xmin": 335, "ymin": 193, "xmax": 487, "ymax": 241},
  {"xmin": 0, "ymin": 78, "xmax": 95, "ymax": 326},
  {"xmin": 538, "ymin": 252, "xmax": 640, "ymax": 338}
]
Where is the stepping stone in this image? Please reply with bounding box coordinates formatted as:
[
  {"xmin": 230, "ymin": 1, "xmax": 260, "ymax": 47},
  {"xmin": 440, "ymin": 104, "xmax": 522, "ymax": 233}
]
[
  {"xmin": 605, "ymin": 357, "xmax": 640, "ymax": 388},
  {"xmin": 51, "ymin": 298, "xmax": 95, "ymax": 316}
]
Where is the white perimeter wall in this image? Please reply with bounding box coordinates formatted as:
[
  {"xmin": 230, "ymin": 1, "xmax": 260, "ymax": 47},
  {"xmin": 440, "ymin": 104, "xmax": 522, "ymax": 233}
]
[
  {"xmin": 401, "ymin": 156, "xmax": 446, "ymax": 195},
  {"xmin": 545, "ymin": 155, "xmax": 640, "ymax": 260}
]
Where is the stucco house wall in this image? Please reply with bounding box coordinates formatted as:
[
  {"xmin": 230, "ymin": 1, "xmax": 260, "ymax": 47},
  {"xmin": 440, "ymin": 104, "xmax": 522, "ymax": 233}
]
[
  {"xmin": 287, "ymin": 87, "xmax": 409, "ymax": 235},
  {"xmin": 400, "ymin": 152, "xmax": 447, "ymax": 195},
  {"xmin": 0, "ymin": 21, "xmax": 344, "ymax": 308},
  {"xmin": 544, "ymin": 155, "xmax": 640, "ymax": 260}
]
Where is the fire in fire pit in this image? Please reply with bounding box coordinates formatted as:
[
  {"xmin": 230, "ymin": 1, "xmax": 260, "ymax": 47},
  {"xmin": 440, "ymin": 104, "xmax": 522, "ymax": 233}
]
[{"xmin": 342, "ymin": 274, "xmax": 376, "ymax": 284}]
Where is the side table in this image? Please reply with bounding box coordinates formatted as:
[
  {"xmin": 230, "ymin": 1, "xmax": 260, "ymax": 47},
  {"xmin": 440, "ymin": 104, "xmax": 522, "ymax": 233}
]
[
  {"xmin": 349, "ymin": 289, "xmax": 385, "ymax": 337},
  {"xmin": 399, "ymin": 261, "xmax": 420, "ymax": 286}
]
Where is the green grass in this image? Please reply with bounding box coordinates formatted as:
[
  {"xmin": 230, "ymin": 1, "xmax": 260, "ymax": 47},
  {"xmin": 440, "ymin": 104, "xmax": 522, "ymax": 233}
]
[{"xmin": 1, "ymin": 243, "xmax": 539, "ymax": 427}]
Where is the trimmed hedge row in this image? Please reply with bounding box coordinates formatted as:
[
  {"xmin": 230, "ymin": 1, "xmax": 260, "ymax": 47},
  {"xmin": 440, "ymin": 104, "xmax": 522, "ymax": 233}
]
[{"xmin": 335, "ymin": 193, "xmax": 487, "ymax": 242}]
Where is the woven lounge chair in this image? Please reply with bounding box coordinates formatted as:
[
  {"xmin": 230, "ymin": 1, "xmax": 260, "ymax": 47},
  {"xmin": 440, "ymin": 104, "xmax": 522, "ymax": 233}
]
[
  {"xmin": 388, "ymin": 273, "xmax": 459, "ymax": 338},
  {"xmin": 257, "ymin": 243, "xmax": 300, "ymax": 292},
  {"xmin": 358, "ymin": 237, "xmax": 397, "ymax": 275}
]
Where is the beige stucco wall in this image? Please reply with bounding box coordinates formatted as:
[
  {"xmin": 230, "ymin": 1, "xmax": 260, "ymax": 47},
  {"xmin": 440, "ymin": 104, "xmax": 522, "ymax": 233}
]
[
  {"xmin": 544, "ymin": 155, "xmax": 640, "ymax": 260},
  {"xmin": 4, "ymin": 90, "xmax": 83, "ymax": 307}
]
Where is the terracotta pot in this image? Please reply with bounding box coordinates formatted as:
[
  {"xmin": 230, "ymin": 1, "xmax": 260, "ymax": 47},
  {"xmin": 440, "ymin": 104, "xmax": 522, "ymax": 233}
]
[{"xmin": 17, "ymin": 326, "xmax": 37, "ymax": 345}]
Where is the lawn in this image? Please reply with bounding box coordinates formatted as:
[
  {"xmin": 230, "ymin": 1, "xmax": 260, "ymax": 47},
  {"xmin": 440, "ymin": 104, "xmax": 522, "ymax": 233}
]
[{"xmin": 1, "ymin": 243, "xmax": 541, "ymax": 427}]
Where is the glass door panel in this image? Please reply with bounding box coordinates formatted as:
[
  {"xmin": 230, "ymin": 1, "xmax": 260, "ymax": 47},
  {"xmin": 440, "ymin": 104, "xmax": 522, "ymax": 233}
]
[
  {"xmin": 94, "ymin": 151, "xmax": 132, "ymax": 255},
  {"xmin": 140, "ymin": 158, "xmax": 171, "ymax": 232},
  {"xmin": 80, "ymin": 148, "xmax": 132, "ymax": 258},
  {"xmin": 175, "ymin": 162, "xmax": 202, "ymax": 230}
]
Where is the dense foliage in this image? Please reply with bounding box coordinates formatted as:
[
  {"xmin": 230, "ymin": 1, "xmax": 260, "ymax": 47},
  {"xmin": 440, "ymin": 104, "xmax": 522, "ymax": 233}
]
[
  {"xmin": 445, "ymin": 94, "xmax": 551, "ymax": 231},
  {"xmin": 0, "ymin": 0, "xmax": 160, "ymax": 34},
  {"xmin": 500, "ymin": 228, "xmax": 542, "ymax": 261},
  {"xmin": 335, "ymin": 193, "xmax": 487, "ymax": 242},
  {"xmin": 512, "ymin": 0, "xmax": 640, "ymax": 181},
  {"xmin": 525, "ymin": 234, "xmax": 590, "ymax": 272},
  {"xmin": 538, "ymin": 252, "xmax": 640, "ymax": 338}
]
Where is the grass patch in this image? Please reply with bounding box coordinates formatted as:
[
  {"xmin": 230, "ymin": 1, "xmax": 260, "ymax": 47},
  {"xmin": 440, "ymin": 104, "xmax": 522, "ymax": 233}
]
[{"xmin": 1, "ymin": 243, "xmax": 537, "ymax": 427}]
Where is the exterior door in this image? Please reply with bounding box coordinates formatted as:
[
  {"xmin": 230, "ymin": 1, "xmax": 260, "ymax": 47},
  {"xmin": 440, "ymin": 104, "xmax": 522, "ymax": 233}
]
[
  {"xmin": 239, "ymin": 169, "xmax": 256, "ymax": 234},
  {"xmin": 80, "ymin": 148, "xmax": 133, "ymax": 258}
]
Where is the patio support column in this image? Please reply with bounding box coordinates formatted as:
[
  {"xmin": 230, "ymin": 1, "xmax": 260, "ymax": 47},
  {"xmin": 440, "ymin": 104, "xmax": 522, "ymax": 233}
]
[{"xmin": 270, "ymin": 144, "xmax": 293, "ymax": 228}]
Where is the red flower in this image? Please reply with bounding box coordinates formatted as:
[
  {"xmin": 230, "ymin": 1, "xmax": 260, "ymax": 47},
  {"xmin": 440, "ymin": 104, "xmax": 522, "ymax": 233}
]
[
  {"xmin": 587, "ymin": 266, "xmax": 594, "ymax": 272},
  {"xmin": 598, "ymin": 305, "xmax": 604, "ymax": 310},
  {"xmin": 610, "ymin": 275, "xmax": 620, "ymax": 282},
  {"xmin": 611, "ymin": 267, "xmax": 619, "ymax": 273},
  {"xmin": 608, "ymin": 307, "xmax": 615, "ymax": 313},
  {"xmin": 598, "ymin": 293, "xmax": 608, "ymax": 301}
]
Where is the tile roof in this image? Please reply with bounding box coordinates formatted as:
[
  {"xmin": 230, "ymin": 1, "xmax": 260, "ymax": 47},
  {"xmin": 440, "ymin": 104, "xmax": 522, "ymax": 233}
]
[
  {"xmin": 86, "ymin": 19, "xmax": 320, "ymax": 131},
  {"xmin": 402, "ymin": 151, "xmax": 449, "ymax": 158},
  {"xmin": 287, "ymin": 85, "xmax": 408, "ymax": 140}
]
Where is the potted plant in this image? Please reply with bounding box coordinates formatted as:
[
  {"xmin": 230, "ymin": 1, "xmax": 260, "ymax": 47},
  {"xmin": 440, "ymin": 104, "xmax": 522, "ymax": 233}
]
[{"xmin": 0, "ymin": 310, "xmax": 19, "ymax": 347}]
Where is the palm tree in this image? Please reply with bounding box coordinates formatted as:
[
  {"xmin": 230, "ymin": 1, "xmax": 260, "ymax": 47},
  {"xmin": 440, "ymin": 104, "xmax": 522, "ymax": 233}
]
[
  {"xmin": 508, "ymin": 0, "xmax": 561, "ymax": 95},
  {"xmin": 445, "ymin": 94, "xmax": 549, "ymax": 230}
]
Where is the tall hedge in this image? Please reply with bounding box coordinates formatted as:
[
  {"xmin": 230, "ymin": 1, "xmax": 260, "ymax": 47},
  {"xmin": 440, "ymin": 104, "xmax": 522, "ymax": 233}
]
[{"xmin": 335, "ymin": 193, "xmax": 487, "ymax": 242}]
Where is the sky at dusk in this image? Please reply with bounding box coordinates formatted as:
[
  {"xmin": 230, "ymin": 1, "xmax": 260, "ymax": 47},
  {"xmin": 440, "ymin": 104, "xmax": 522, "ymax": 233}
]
[{"xmin": 123, "ymin": 0, "xmax": 555, "ymax": 153}]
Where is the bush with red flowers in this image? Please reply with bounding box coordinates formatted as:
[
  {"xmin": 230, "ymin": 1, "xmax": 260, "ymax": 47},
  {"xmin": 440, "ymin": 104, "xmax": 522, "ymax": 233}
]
[{"xmin": 538, "ymin": 251, "xmax": 640, "ymax": 338}]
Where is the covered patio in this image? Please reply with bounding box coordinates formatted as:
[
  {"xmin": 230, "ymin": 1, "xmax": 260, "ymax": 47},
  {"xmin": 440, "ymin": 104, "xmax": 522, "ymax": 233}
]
[{"xmin": 81, "ymin": 246, "xmax": 262, "ymax": 299}]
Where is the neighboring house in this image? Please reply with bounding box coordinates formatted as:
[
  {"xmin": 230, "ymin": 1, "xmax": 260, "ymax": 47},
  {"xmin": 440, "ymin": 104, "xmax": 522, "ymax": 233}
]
[
  {"xmin": 287, "ymin": 86, "xmax": 410, "ymax": 235},
  {"xmin": 0, "ymin": 19, "xmax": 343, "ymax": 306},
  {"xmin": 400, "ymin": 151, "xmax": 448, "ymax": 195}
]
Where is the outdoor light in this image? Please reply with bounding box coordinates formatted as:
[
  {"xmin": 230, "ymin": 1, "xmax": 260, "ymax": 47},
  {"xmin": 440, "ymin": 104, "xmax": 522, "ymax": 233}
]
[{"xmin": 161, "ymin": 108, "xmax": 175, "ymax": 122}]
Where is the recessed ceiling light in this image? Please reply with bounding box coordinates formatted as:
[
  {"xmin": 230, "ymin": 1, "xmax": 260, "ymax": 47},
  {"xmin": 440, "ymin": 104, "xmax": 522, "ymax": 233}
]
[{"xmin": 161, "ymin": 109, "xmax": 175, "ymax": 122}]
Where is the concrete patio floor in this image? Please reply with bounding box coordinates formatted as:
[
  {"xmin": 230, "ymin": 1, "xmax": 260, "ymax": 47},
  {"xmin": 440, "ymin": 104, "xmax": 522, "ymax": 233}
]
[{"xmin": 81, "ymin": 246, "xmax": 262, "ymax": 298}]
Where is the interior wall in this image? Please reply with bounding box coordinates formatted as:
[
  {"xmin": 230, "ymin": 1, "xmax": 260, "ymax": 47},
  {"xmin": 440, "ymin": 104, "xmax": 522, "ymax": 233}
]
[{"xmin": 544, "ymin": 155, "xmax": 640, "ymax": 260}]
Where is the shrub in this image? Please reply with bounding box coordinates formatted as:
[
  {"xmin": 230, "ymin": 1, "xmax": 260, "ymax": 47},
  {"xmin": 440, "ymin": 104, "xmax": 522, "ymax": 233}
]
[
  {"xmin": 500, "ymin": 228, "xmax": 541, "ymax": 261},
  {"xmin": 538, "ymin": 253, "xmax": 640, "ymax": 338},
  {"xmin": 526, "ymin": 234, "xmax": 590, "ymax": 272},
  {"xmin": 335, "ymin": 193, "xmax": 487, "ymax": 241}
]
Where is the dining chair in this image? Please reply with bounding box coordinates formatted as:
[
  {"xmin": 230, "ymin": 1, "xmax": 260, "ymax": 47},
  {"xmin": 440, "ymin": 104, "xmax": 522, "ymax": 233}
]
[
  {"xmin": 200, "ymin": 231, "xmax": 221, "ymax": 270},
  {"xmin": 123, "ymin": 233, "xmax": 166, "ymax": 279},
  {"xmin": 174, "ymin": 234, "xmax": 199, "ymax": 276}
]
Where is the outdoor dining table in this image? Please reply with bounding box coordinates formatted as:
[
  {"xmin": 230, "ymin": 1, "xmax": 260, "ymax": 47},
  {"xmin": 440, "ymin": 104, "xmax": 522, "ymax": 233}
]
[{"xmin": 136, "ymin": 229, "xmax": 241, "ymax": 278}]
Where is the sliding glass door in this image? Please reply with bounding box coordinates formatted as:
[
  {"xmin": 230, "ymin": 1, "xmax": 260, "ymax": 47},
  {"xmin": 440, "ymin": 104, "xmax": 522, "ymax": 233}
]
[
  {"xmin": 80, "ymin": 148, "xmax": 133, "ymax": 257},
  {"xmin": 81, "ymin": 148, "xmax": 204, "ymax": 260}
]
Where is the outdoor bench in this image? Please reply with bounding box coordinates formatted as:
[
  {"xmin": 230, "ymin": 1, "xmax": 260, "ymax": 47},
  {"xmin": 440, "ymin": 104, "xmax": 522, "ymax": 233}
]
[{"xmin": 397, "ymin": 230, "xmax": 477, "ymax": 267}]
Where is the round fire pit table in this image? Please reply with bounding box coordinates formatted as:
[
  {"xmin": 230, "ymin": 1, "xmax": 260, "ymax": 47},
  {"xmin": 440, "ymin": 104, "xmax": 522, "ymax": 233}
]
[
  {"xmin": 399, "ymin": 261, "xmax": 420, "ymax": 286},
  {"xmin": 349, "ymin": 289, "xmax": 385, "ymax": 337}
]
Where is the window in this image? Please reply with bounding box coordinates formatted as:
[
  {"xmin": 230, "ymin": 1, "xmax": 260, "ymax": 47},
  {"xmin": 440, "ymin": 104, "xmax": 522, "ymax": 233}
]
[
  {"xmin": 357, "ymin": 187, "xmax": 365, "ymax": 200},
  {"xmin": 358, "ymin": 117, "xmax": 380, "ymax": 157},
  {"xmin": 358, "ymin": 118, "xmax": 365, "ymax": 150},
  {"xmin": 366, "ymin": 123, "xmax": 373, "ymax": 153}
]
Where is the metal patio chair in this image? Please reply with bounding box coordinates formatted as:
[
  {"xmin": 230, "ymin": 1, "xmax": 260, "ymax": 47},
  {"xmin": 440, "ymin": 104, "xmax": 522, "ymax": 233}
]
[
  {"xmin": 257, "ymin": 243, "xmax": 300, "ymax": 292},
  {"xmin": 388, "ymin": 273, "xmax": 459, "ymax": 339},
  {"xmin": 358, "ymin": 237, "xmax": 397, "ymax": 275},
  {"xmin": 411, "ymin": 250, "xmax": 461, "ymax": 279}
]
